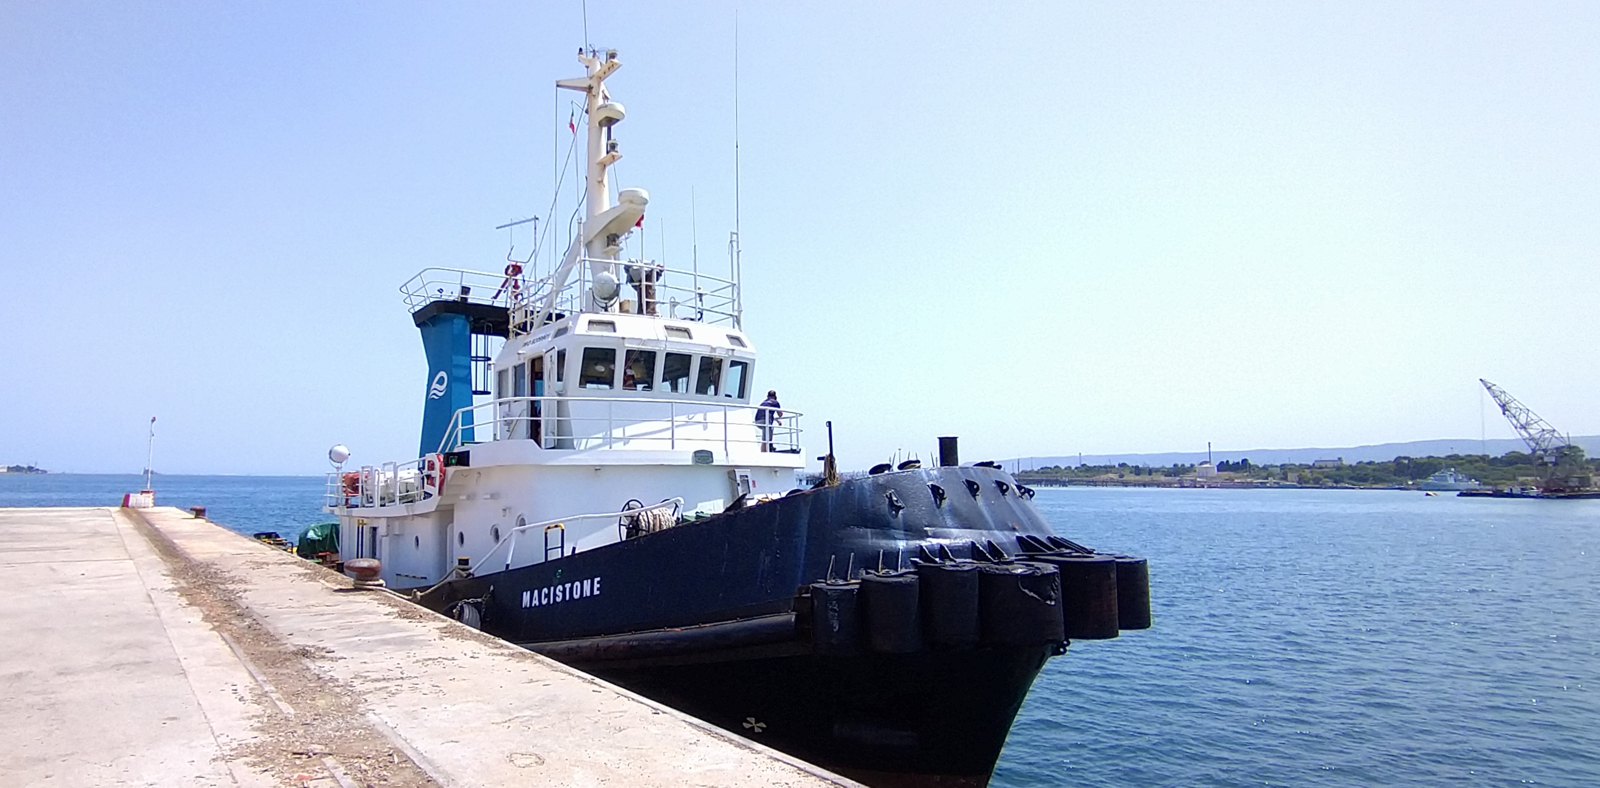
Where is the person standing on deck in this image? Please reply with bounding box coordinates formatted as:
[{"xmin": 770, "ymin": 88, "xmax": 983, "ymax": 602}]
[{"xmin": 756, "ymin": 390, "xmax": 782, "ymax": 452}]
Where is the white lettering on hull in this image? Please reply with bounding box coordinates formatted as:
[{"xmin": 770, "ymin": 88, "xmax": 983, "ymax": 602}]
[{"xmin": 521, "ymin": 576, "xmax": 602, "ymax": 609}]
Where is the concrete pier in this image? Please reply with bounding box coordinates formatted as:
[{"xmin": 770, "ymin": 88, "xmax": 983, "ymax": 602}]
[{"xmin": 0, "ymin": 506, "xmax": 855, "ymax": 787}]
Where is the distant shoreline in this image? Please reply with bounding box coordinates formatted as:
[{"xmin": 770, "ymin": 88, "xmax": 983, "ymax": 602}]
[{"xmin": 1016, "ymin": 448, "xmax": 1594, "ymax": 492}]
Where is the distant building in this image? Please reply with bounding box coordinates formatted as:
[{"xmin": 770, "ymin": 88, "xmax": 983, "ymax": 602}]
[
  {"xmin": 1196, "ymin": 462, "xmax": 1218, "ymax": 478},
  {"xmin": 1312, "ymin": 458, "xmax": 1344, "ymax": 469}
]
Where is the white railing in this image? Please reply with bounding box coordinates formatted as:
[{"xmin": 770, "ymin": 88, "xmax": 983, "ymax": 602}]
[
  {"xmin": 325, "ymin": 457, "xmax": 433, "ymax": 510},
  {"xmin": 481, "ymin": 498, "xmax": 683, "ymax": 574},
  {"xmin": 398, "ymin": 258, "xmax": 741, "ymax": 333},
  {"xmin": 511, "ymin": 257, "xmax": 740, "ymax": 331},
  {"xmin": 406, "ymin": 498, "xmax": 684, "ymax": 597},
  {"xmin": 436, "ymin": 395, "xmax": 802, "ymax": 456},
  {"xmin": 399, "ymin": 266, "xmax": 545, "ymax": 313}
]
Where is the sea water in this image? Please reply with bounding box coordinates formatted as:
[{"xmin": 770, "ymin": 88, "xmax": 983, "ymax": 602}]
[
  {"xmin": 5, "ymin": 477, "xmax": 1596, "ymax": 785},
  {"xmin": 998, "ymin": 487, "xmax": 1600, "ymax": 787},
  {"xmin": 0, "ymin": 474, "xmax": 328, "ymax": 539}
]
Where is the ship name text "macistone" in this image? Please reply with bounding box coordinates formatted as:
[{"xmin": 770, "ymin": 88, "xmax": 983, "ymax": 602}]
[{"xmin": 522, "ymin": 576, "xmax": 602, "ymax": 609}]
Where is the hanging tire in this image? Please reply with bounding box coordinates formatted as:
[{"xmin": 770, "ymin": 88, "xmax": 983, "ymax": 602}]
[{"xmin": 453, "ymin": 601, "xmax": 482, "ymax": 630}]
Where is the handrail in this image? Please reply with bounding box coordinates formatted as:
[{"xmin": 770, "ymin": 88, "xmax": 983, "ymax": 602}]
[
  {"xmin": 324, "ymin": 456, "xmax": 431, "ymax": 510},
  {"xmin": 399, "ymin": 266, "xmax": 549, "ymax": 313},
  {"xmin": 412, "ymin": 499, "xmax": 686, "ymax": 598},
  {"xmin": 400, "ymin": 256, "xmax": 742, "ymax": 334},
  {"xmin": 517, "ymin": 257, "xmax": 739, "ymax": 328},
  {"xmin": 436, "ymin": 394, "xmax": 801, "ymax": 456}
]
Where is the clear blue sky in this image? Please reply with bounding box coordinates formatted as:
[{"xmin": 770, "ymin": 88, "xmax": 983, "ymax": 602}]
[{"xmin": 3, "ymin": 2, "xmax": 1597, "ymax": 475}]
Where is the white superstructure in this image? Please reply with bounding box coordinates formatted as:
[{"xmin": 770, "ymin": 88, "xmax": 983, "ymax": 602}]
[{"xmin": 328, "ymin": 49, "xmax": 804, "ymax": 589}]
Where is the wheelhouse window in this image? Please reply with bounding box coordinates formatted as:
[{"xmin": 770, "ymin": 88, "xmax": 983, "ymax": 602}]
[
  {"xmin": 665, "ymin": 326, "xmax": 693, "ymax": 340},
  {"xmin": 579, "ymin": 347, "xmax": 616, "ymax": 389},
  {"xmin": 513, "ymin": 363, "xmax": 527, "ymax": 397},
  {"xmin": 556, "ymin": 349, "xmax": 567, "ymax": 383},
  {"xmin": 725, "ymin": 360, "xmax": 750, "ymax": 399},
  {"xmin": 726, "ymin": 334, "xmax": 747, "ymax": 348},
  {"xmin": 662, "ymin": 353, "xmax": 692, "ymax": 394},
  {"xmin": 623, "ymin": 350, "xmax": 658, "ymax": 391},
  {"xmin": 695, "ymin": 356, "xmax": 723, "ymax": 396},
  {"xmin": 587, "ymin": 319, "xmax": 617, "ymax": 333}
]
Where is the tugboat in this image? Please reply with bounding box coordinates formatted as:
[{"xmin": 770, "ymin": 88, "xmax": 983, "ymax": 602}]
[{"xmin": 325, "ymin": 47, "xmax": 1150, "ymax": 787}]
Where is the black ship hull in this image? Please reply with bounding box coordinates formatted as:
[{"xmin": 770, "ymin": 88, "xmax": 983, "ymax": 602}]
[
  {"xmin": 420, "ymin": 465, "xmax": 1097, "ymax": 786},
  {"xmin": 585, "ymin": 646, "xmax": 1053, "ymax": 787}
]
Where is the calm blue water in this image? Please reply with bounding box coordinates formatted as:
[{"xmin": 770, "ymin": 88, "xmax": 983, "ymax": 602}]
[
  {"xmin": 999, "ymin": 487, "xmax": 1600, "ymax": 788},
  {"xmin": 4, "ymin": 478, "xmax": 1595, "ymax": 785},
  {"xmin": 0, "ymin": 474, "xmax": 329, "ymax": 540}
]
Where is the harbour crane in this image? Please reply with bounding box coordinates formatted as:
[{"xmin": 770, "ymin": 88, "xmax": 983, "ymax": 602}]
[{"xmin": 1480, "ymin": 379, "xmax": 1590, "ymax": 493}]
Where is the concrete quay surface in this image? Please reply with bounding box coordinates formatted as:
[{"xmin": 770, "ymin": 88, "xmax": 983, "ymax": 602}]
[{"xmin": 0, "ymin": 506, "xmax": 856, "ymax": 787}]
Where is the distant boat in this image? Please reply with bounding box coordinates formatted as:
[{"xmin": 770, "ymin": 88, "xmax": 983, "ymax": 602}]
[{"xmin": 1420, "ymin": 468, "xmax": 1483, "ymax": 491}]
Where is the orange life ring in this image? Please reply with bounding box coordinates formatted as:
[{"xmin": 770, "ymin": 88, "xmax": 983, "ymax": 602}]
[{"xmin": 424, "ymin": 454, "xmax": 446, "ymax": 493}]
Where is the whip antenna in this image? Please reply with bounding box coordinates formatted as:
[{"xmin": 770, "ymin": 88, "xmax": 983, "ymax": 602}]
[
  {"xmin": 144, "ymin": 416, "xmax": 156, "ymax": 492},
  {"xmin": 734, "ymin": 10, "xmax": 741, "ymax": 241}
]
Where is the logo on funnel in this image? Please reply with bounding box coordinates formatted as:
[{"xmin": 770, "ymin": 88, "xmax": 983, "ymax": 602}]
[{"xmin": 428, "ymin": 370, "xmax": 448, "ymax": 399}]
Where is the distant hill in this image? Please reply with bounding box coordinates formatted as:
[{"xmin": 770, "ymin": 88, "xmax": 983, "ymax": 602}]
[{"xmin": 1011, "ymin": 436, "xmax": 1600, "ymax": 470}]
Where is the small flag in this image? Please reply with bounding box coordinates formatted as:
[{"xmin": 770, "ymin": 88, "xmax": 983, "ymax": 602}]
[
  {"xmin": 568, "ymin": 112, "xmax": 576, "ymax": 134},
  {"xmin": 635, "ymin": 213, "xmax": 645, "ymax": 228}
]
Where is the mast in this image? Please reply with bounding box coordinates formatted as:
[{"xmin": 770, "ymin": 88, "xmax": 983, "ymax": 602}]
[
  {"xmin": 543, "ymin": 48, "xmax": 648, "ymax": 322},
  {"xmin": 144, "ymin": 416, "xmax": 156, "ymax": 492}
]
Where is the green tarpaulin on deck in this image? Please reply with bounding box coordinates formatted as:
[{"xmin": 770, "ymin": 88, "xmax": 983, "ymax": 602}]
[{"xmin": 296, "ymin": 521, "xmax": 339, "ymax": 558}]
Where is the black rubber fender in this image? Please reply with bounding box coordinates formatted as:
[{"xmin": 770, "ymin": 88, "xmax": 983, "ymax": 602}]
[
  {"xmin": 1112, "ymin": 555, "xmax": 1151, "ymax": 630},
  {"xmin": 915, "ymin": 561, "xmax": 980, "ymax": 650},
  {"xmin": 1039, "ymin": 554, "xmax": 1120, "ymax": 640},
  {"xmin": 860, "ymin": 570, "xmax": 922, "ymax": 653},
  {"xmin": 810, "ymin": 581, "xmax": 861, "ymax": 655},
  {"xmin": 977, "ymin": 562, "xmax": 1064, "ymax": 646}
]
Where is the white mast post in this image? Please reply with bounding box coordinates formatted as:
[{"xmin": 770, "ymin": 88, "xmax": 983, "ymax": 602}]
[
  {"xmin": 545, "ymin": 48, "xmax": 647, "ymax": 322},
  {"xmin": 144, "ymin": 416, "xmax": 156, "ymax": 492}
]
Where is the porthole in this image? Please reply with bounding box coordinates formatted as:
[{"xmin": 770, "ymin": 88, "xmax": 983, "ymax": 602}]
[
  {"xmin": 492, "ymin": 526, "xmax": 501, "ymax": 542},
  {"xmin": 414, "ymin": 535, "xmax": 420, "ymax": 549},
  {"xmin": 457, "ymin": 531, "xmax": 465, "ymax": 546}
]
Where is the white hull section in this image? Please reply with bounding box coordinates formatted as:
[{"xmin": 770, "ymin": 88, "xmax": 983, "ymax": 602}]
[{"xmin": 334, "ymin": 454, "xmax": 800, "ymax": 589}]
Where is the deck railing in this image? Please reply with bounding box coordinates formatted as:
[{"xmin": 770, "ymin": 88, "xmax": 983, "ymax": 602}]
[
  {"xmin": 324, "ymin": 456, "xmax": 433, "ymax": 510},
  {"xmin": 509, "ymin": 257, "xmax": 740, "ymax": 331},
  {"xmin": 436, "ymin": 395, "xmax": 801, "ymax": 456},
  {"xmin": 399, "ymin": 257, "xmax": 740, "ymax": 331}
]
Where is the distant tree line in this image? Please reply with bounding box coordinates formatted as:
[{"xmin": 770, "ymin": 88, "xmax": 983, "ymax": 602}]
[{"xmin": 1018, "ymin": 450, "xmax": 1598, "ymax": 489}]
